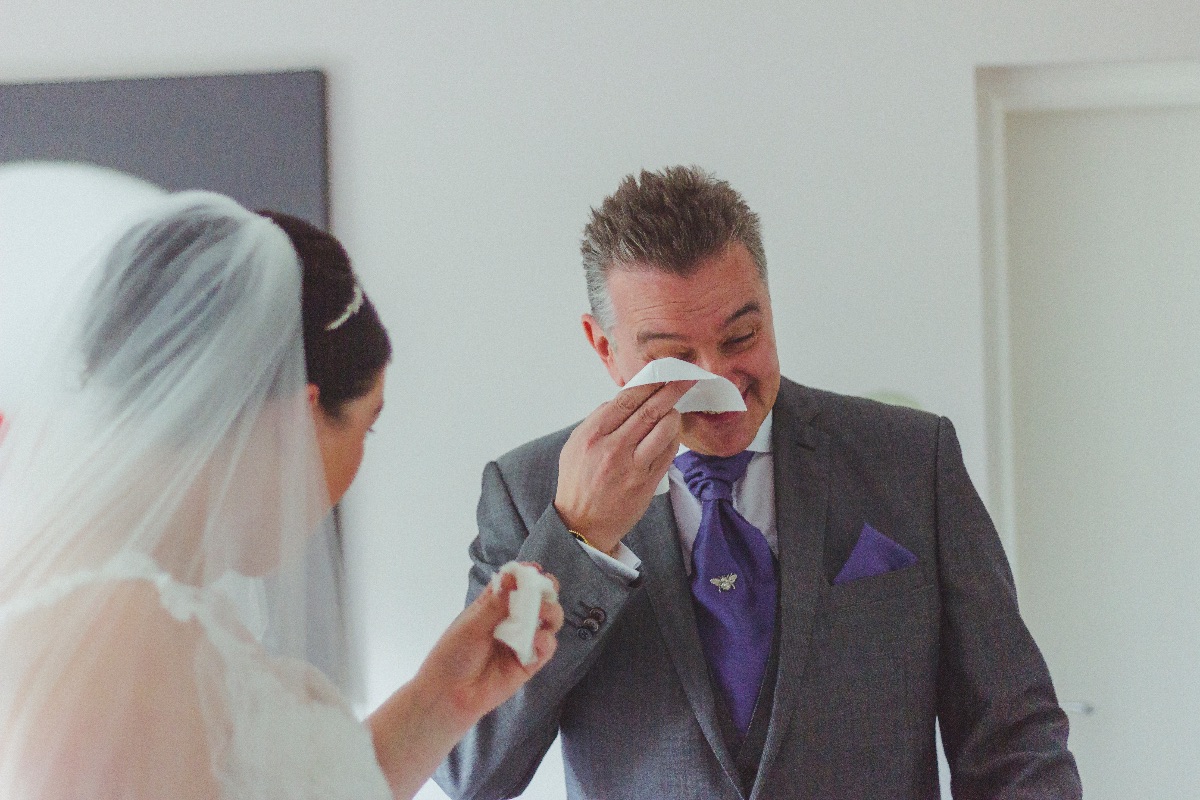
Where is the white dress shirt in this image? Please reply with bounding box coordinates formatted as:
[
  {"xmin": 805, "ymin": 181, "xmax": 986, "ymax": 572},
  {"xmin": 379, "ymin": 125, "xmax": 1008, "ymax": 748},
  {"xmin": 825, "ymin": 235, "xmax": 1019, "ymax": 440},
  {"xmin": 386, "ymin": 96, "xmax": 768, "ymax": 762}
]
[{"xmin": 578, "ymin": 412, "xmax": 776, "ymax": 581}]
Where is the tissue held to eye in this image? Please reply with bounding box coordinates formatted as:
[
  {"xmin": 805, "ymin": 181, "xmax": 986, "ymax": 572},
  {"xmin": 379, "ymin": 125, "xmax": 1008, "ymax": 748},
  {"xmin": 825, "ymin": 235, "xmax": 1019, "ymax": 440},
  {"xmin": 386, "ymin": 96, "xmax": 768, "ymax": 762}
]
[{"xmin": 623, "ymin": 358, "xmax": 746, "ymax": 414}]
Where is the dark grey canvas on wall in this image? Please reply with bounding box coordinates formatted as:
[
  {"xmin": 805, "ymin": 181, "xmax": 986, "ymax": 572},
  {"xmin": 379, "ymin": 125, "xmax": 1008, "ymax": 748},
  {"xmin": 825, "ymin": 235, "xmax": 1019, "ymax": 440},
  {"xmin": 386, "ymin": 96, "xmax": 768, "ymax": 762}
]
[{"xmin": 0, "ymin": 70, "xmax": 328, "ymax": 226}]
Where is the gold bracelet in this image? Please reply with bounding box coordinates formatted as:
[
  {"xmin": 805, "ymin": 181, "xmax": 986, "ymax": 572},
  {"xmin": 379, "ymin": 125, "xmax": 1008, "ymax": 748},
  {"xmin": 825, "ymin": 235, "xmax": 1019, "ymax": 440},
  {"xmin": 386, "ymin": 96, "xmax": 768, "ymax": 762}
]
[{"xmin": 569, "ymin": 529, "xmax": 619, "ymax": 558}]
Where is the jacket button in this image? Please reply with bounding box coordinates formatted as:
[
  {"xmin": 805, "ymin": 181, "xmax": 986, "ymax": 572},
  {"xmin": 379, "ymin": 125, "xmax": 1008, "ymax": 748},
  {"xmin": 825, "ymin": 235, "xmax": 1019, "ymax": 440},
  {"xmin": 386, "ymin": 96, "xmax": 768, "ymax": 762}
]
[
  {"xmin": 577, "ymin": 628, "xmax": 592, "ymax": 640},
  {"xmin": 585, "ymin": 606, "xmax": 607, "ymax": 626},
  {"xmin": 581, "ymin": 617, "xmax": 601, "ymax": 634}
]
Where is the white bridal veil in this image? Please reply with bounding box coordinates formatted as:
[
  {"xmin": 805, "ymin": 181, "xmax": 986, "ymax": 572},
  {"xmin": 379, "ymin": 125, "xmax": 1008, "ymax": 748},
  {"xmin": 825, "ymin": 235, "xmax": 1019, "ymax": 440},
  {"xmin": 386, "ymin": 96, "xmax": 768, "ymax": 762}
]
[{"xmin": 0, "ymin": 192, "xmax": 337, "ymax": 796}]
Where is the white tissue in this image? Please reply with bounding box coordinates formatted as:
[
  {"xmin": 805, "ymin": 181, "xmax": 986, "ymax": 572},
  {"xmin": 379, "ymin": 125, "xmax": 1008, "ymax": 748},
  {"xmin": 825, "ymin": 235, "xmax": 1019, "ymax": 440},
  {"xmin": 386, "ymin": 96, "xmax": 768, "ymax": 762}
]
[
  {"xmin": 623, "ymin": 357, "xmax": 746, "ymax": 413},
  {"xmin": 491, "ymin": 562, "xmax": 558, "ymax": 665}
]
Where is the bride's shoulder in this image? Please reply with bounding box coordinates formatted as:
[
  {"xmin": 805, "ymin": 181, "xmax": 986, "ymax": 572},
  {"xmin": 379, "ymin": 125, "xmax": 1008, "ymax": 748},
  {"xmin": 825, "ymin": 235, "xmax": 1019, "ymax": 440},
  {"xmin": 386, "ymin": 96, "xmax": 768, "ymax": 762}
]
[
  {"xmin": 2, "ymin": 572, "xmax": 222, "ymax": 712},
  {"xmin": 5, "ymin": 570, "xmax": 212, "ymax": 655},
  {"xmin": 0, "ymin": 575, "xmax": 225, "ymax": 799}
]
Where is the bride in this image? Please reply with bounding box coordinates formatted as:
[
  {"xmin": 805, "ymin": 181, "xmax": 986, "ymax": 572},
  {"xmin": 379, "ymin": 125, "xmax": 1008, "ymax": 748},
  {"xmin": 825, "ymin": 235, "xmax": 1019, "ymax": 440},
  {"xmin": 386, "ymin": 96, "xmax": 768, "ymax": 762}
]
[{"xmin": 0, "ymin": 192, "xmax": 562, "ymax": 799}]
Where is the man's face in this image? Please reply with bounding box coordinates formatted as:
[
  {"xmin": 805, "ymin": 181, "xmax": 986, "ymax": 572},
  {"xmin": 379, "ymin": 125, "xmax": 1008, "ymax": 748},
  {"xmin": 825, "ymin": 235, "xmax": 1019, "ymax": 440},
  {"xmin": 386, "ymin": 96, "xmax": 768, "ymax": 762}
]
[{"xmin": 584, "ymin": 242, "xmax": 781, "ymax": 457}]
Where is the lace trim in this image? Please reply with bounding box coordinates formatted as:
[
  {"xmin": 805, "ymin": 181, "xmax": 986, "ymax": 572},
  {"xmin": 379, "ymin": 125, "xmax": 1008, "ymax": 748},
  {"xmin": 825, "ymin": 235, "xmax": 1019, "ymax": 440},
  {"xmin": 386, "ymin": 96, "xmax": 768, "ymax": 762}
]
[{"xmin": 0, "ymin": 552, "xmax": 206, "ymax": 626}]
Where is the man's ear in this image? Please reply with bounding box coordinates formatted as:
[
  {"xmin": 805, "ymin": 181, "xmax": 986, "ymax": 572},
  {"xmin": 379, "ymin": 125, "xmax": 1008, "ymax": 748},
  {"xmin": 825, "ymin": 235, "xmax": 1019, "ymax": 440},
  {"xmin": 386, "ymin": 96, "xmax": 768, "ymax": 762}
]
[
  {"xmin": 306, "ymin": 383, "xmax": 320, "ymax": 410},
  {"xmin": 581, "ymin": 314, "xmax": 625, "ymax": 386}
]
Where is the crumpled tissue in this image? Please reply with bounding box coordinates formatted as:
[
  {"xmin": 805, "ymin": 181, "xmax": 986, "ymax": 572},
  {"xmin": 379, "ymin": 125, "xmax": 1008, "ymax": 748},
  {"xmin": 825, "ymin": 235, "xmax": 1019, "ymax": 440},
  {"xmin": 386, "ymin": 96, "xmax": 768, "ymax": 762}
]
[{"xmin": 492, "ymin": 562, "xmax": 558, "ymax": 665}]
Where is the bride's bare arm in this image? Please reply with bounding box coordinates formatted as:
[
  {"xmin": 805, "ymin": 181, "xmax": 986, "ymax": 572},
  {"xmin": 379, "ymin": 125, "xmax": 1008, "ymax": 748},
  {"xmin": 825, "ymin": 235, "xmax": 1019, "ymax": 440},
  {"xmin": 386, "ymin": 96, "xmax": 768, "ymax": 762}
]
[{"xmin": 367, "ymin": 570, "xmax": 563, "ymax": 800}]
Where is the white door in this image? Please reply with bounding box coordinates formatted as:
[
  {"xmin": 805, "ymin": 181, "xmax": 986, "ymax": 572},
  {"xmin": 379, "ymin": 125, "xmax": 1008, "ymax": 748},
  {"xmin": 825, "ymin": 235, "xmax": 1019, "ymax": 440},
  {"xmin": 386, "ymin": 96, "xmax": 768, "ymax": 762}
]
[{"xmin": 982, "ymin": 66, "xmax": 1200, "ymax": 799}]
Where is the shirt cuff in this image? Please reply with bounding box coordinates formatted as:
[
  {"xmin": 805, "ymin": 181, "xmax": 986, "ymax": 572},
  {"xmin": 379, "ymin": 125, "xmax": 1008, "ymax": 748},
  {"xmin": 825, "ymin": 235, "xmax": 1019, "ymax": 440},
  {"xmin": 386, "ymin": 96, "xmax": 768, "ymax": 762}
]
[{"xmin": 577, "ymin": 539, "xmax": 642, "ymax": 583}]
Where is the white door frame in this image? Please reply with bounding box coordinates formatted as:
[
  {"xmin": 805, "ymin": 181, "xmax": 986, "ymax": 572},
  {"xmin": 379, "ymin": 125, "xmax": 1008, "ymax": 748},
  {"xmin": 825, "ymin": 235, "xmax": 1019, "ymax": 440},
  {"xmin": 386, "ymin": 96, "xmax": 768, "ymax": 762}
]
[{"xmin": 975, "ymin": 60, "xmax": 1200, "ymax": 574}]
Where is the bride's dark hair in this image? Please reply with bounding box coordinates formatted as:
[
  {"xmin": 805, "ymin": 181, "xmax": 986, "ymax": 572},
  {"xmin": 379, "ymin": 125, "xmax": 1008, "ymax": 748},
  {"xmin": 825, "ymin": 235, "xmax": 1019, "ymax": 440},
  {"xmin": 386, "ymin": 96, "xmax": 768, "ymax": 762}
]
[
  {"xmin": 257, "ymin": 211, "xmax": 392, "ymax": 419},
  {"xmin": 81, "ymin": 207, "xmax": 391, "ymax": 422}
]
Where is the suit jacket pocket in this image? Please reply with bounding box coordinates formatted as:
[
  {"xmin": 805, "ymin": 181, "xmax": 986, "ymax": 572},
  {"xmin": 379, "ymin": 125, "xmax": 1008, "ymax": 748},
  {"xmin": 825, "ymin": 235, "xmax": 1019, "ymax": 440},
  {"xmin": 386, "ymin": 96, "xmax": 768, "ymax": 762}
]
[{"xmin": 818, "ymin": 562, "xmax": 927, "ymax": 613}]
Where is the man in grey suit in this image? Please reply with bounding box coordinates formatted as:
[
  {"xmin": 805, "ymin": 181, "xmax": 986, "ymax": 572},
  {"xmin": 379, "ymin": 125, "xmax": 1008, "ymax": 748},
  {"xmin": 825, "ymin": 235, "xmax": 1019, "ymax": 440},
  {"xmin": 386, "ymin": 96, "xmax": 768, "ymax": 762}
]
[{"xmin": 434, "ymin": 166, "xmax": 1081, "ymax": 799}]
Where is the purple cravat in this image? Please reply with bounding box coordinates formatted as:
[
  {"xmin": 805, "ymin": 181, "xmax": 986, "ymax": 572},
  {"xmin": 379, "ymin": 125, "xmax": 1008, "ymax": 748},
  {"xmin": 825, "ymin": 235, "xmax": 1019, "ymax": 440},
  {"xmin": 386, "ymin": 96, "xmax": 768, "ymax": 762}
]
[{"xmin": 674, "ymin": 449, "xmax": 777, "ymax": 741}]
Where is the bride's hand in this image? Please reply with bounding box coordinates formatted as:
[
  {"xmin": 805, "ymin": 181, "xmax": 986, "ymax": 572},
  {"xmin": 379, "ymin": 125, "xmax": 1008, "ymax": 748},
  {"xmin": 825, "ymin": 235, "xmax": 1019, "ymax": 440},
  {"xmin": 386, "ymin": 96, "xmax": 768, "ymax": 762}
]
[
  {"xmin": 367, "ymin": 565, "xmax": 563, "ymax": 798},
  {"xmin": 413, "ymin": 564, "xmax": 563, "ymax": 729}
]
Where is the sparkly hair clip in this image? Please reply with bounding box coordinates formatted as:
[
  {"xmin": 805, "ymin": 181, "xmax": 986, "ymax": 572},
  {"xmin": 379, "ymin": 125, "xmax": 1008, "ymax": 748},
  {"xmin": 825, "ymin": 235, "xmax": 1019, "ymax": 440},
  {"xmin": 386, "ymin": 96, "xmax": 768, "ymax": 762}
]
[{"xmin": 325, "ymin": 282, "xmax": 364, "ymax": 331}]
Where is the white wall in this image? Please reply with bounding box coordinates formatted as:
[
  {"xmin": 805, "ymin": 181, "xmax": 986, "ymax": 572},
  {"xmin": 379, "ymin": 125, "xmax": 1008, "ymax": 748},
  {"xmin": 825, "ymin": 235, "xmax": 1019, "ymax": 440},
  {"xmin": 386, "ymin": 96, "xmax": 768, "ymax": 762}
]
[{"xmin": 4, "ymin": 2, "xmax": 1199, "ymax": 794}]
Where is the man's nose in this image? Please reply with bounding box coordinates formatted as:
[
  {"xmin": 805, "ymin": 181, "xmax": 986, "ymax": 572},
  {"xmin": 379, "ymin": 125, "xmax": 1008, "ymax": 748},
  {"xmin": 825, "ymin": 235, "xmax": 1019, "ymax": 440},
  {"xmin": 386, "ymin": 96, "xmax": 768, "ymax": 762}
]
[{"xmin": 695, "ymin": 352, "xmax": 732, "ymax": 381}]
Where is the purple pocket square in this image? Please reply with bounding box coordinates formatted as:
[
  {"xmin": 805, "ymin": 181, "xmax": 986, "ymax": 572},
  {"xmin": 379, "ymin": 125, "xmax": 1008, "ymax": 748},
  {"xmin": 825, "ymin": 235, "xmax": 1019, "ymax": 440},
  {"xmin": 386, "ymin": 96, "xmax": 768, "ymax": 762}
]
[{"xmin": 833, "ymin": 523, "xmax": 917, "ymax": 585}]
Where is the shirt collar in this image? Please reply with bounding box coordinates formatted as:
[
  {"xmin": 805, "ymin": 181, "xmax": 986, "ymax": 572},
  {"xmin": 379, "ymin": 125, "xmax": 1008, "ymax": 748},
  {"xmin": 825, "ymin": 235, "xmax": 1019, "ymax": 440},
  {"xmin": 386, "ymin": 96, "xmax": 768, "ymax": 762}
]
[{"xmin": 746, "ymin": 410, "xmax": 773, "ymax": 453}]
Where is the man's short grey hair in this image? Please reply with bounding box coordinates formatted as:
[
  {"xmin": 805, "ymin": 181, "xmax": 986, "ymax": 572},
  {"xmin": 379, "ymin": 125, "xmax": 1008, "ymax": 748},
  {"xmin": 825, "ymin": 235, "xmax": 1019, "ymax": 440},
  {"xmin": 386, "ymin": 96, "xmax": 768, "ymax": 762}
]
[{"xmin": 581, "ymin": 165, "xmax": 767, "ymax": 331}]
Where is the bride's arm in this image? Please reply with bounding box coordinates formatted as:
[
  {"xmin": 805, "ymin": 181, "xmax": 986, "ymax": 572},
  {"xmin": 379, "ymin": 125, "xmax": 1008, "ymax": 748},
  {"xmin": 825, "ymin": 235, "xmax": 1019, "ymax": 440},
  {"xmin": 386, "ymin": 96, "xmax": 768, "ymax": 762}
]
[{"xmin": 367, "ymin": 571, "xmax": 562, "ymax": 800}]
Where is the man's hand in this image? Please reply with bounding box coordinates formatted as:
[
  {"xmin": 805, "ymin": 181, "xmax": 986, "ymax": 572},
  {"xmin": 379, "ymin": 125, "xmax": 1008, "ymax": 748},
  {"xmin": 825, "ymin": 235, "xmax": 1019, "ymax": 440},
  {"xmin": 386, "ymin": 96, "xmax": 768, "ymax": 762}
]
[{"xmin": 554, "ymin": 381, "xmax": 694, "ymax": 554}]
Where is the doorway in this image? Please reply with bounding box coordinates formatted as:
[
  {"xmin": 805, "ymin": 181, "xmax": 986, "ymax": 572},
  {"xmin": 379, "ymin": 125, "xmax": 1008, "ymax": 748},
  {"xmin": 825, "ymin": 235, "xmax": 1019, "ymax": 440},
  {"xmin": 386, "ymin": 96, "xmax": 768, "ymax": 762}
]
[{"xmin": 978, "ymin": 62, "xmax": 1200, "ymax": 799}]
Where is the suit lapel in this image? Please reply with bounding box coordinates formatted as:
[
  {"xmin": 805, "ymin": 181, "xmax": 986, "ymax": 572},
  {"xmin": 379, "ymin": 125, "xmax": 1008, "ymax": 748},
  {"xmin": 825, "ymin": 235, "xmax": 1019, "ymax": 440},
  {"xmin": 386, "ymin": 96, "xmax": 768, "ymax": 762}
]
[
  {"xmin": 627, "ymin": 494, "xmax": 745, "ymax": 796},
  {"xmin": 750, "ymin": 382, "xmax": 829, "ymax": 799}
]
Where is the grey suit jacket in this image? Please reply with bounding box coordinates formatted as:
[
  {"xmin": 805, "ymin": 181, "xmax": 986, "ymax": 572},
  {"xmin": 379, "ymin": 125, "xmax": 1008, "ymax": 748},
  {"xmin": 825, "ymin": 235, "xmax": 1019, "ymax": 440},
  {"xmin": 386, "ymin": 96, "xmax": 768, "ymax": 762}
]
[{"xmin": 434, "ymin": 378, "xmax": 1081, "ymax": 800}]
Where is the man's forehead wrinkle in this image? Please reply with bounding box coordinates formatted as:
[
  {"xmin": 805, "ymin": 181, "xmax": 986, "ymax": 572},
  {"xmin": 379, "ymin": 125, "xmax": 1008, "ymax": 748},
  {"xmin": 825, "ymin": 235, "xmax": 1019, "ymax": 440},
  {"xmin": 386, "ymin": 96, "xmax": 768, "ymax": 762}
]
[
  {"xmin": 623, "ymin": 297, "xmax": 763, "ymax": 343},
  {"xmin": 635, "ymin": 328, "xmax": 688, "ymax": 345},
  {"xmin": 728, "ymin": 301, "xmax": 763, "ymax": 323},
  {"xmin": 606, "ymin": 247, "xmax": 770, "ymax": 351},
  {"xmin": 618, "ymin": 295, "xmax": 699, "ymax": 344}
]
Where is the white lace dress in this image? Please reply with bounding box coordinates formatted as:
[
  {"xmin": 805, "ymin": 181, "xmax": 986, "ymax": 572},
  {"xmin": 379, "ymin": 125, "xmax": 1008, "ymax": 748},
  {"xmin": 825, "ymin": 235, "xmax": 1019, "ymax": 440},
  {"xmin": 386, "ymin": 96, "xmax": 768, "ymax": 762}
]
[{"xmin": 0, "ymin": 554, "xmax": 393, "ymax": 800}]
